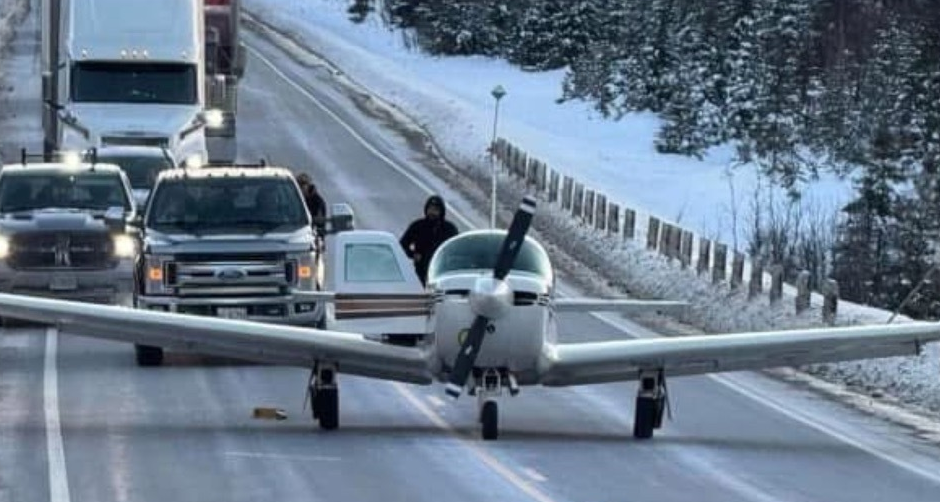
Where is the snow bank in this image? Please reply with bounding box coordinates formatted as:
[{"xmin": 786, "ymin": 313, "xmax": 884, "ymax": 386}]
[{"xmin": 0, "ymin": 0, "xmax": 29, "ymax": 82}]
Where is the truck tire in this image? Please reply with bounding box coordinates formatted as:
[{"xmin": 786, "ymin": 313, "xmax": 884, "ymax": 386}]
[{"xmin": 135, "ymin": 345, "xmax": 164, "ymax": 367}]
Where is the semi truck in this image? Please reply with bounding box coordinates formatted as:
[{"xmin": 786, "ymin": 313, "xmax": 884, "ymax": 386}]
[
  {"xmin": 41, "ymin": 0, "xmax": 217, "ymax": 167},
  {"xmin": 204, "ymin": 0, "xmax": 246, "ymax": 162}
]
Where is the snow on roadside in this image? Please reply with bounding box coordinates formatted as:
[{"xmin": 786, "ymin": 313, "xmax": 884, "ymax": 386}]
[
  {"xmin": 240, "ymin": 4, "xmax": 940, "ymax": 423},
  {"xmin": 0, "ymin": 0, "xmax": 29, "ymax": 82}
]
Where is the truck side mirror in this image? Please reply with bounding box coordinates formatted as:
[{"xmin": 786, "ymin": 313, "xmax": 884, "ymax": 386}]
[
  {"xmin": 234, "ymin": 42, "xmax": 247, "ymax": 78},
  {"xmin": 104, "ymin": 206, "xmax": 127, "ymax": 231},
  {"xmin": 324, "ymin": 203, "xmax": 355, "ymax": 234}
]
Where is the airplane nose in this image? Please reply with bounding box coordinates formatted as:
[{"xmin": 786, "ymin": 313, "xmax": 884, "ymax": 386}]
[{"xmin": 469, "ymin": 277, "xmax": 512, "ymax": 320}]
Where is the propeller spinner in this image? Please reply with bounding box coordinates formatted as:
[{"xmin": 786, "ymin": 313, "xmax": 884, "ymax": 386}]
[{"xmin": 444, "ymin": 196, "xmax": 537, "ymax": 399}]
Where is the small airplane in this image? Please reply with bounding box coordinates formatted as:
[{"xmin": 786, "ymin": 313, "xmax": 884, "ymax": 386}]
[{"xmin": 1, "ymin": 196, "xmax": 940, "ymax": 441}]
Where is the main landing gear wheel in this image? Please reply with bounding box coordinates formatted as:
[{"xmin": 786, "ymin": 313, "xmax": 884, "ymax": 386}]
[
  {"xmin": 314, "ymin": 388, "xmax": 339, "ymax": 430},
  {"xmin": 308, "ymin": 364, "xmax": 339, "ymax": 431},
  {"xmin": 633, "ymin": 371, "xmax": 667, "ymax": 440},
  {"xmin": 135, "ymin": 344, "xmax": 164, "ymax": 367},
  {"xmin": 480, "ymin": 400, "xmax": 499, "ymax": 440}
]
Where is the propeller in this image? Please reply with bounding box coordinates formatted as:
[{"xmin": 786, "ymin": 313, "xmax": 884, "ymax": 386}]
[{"xmin": 445, "ymin": 196, "xmax": 537, "ymax": 399}]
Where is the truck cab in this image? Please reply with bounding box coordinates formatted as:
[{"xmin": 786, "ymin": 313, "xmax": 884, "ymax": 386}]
[
  {"xmin": 132, "ymin": 165, "xmax": 325, "ymax": 366},
  {"xmin": 42, "ymin": 0, "xmax": 216, "ymax": 166},
  {"xmin": 0, "ymin": 157, "xmax": 138, "ymax": 317}
]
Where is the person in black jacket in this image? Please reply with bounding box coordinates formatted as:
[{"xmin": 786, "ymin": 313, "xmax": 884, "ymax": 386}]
[
  {"xmin": 400, "ymin": 195, "xmax": 459, "ymax": 285},
  {"xmin": 295, "ymin": 172, "xmax": 327, "ymax": 230}
]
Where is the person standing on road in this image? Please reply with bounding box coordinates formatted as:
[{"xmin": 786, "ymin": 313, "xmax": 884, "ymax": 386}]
[
  {"xmin": 295, "ymin": 172, "xmax": 327, "ymax": 230},
  {"xmin": 400, "ymin": 195, "xmax": 459, "ymax": 286}
]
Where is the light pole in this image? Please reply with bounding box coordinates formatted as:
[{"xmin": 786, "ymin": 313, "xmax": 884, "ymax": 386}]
[{"xmin": 489, "ymin": 84, "xmax": 506, "ymax": 228}]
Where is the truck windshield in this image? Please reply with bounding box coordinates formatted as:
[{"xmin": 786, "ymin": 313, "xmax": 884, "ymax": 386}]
[
  {"xmin": 71, "ymin": 62, "xmax": 198, "ymax": 105},
  {"xmin": 97, "ymin": 154, "xmax": 174, "ymax": 190},
  {"xmin": 0, "ymin": 172, "xmax": 130, "ymax": 213},
  {"xmin": 147, "ymin": 177, "xmax": 310, "ymax": 234}
]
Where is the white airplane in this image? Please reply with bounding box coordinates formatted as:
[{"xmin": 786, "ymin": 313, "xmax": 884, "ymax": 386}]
[{"xmin": 1, "ymin": 196, "xmax": 940, "ymax": 441}]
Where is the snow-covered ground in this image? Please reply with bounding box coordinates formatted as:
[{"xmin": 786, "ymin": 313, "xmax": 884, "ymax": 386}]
[
  {"xmin": 0, "ymin": 0, "xmax": 28, "ymax": 83},
  {"xmin": 242, "ymin": 0, "xmax": 940, "ymax": 422}
]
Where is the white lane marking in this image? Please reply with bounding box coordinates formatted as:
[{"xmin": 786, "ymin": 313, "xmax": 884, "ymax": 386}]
[
  {"xmin": 223, "ymin": 451, "xmax": 341, "ymax": 462},
  {"xmin": 426, "ymin": 395, "xmax": 446, "ymax": 409},
  {"xmin": 393, "ymin": 383, "xmax": 560, "ymax": 502},
  {"xmin": 44, "ymin": 327, "xmax": 70, "ymax": 502},
  {"xmin": 250, "ymin": 32, "xmax": 940, "ymax": 486},
  {"xmin": 522, "ymin": 468, "xmax": 548, "ymax": 483}
]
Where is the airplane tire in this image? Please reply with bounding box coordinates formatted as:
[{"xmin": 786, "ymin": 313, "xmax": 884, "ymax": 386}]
[
  {"xmin": 317, "ymin": 388, "xmax": 339, "ymax": 430},
  {"xmin": 135, "ymin": 345, "xmax": 164, "ymax": 367},
  {"xmin": 481, "ymin": 401, "xmax": 499, "ymax": 440},
  {"xmin": 633, "ymin": 396, "xmax": 656, "ymax": 439}
]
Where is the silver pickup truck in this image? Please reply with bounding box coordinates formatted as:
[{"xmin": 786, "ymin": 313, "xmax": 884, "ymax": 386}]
[
  {"xmin": 133, "ymin": 165, "xmax": 328, "ymax": 366},
  {"xmin": 0, "ymin": 161, "xmax": 138, "ymax": 322}
]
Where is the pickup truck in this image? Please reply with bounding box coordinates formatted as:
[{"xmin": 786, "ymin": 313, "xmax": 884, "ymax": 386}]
[
  {"xmin": 132, "ymin": 165, "xmax": 327, "ymax": 366},
  {"xmin": 0, "ymin": 158, "xmax": 138, "ymax": 322}
]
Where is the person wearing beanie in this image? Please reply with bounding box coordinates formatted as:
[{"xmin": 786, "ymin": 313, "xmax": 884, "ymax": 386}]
[{"xmin": 400, "ymin": 195, "xmax": 459, "ymax": 285}]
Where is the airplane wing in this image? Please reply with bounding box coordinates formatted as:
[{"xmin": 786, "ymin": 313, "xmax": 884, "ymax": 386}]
[
  {"xmin": 539, "ymin": 322, "xmax": 940, "ymax": 386},
  {"xmin": 553, "ymin": 298, "xmax": 687, "ymax": 316},
  {"xmin": 0, "ymin": 293, "xmax": 435, "ymax": 384}
]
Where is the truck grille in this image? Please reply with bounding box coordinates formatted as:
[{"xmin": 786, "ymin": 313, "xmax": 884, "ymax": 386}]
[
  {"xmin": 8, "ymin": 232, "xmax": 115, "ymax": 270},
  {"xmin": 167, "ymin": 253, "xmax": 291, "ymax": 297}
]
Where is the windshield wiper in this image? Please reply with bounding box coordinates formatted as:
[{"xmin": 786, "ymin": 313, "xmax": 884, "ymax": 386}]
[
  {"xmin": 158, "ymin": 219, "xmax": 204, "ymax": 235},
  {"xmin": 235, "ymin": 220, "xmax": 302, "ymax": 235}
]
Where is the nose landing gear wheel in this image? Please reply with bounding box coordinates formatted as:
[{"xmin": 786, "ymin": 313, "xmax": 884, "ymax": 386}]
[{"xmin": 480, "ymin": 400, "xmax": 498, "ymax": 440}]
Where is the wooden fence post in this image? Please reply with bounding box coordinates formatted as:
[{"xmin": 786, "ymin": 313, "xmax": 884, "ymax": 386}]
[
  {"xmin": 549, "ymin": 170, "xmax": 560, "ymax": 203},
  {"xmin": 595, "ymin": 194, "xmax": 607, "ymax": 231},
  {"xmin": 697, "ymin": 238, "xmax": 711, "ymax": 276},
  {"xmin": 623, "ymin": 209, "xmax": 635, "ymax": 240},
  {"xmin": 795, "ymin": 270, "xmax": 811, "ymax": 313},
  {"xmin": 584, "ymin": 190, "xmax": 595, "ymax": 226},
  {"xmin": 647, "ymin": 218, "xmax": 660, "ymax": 250},
  {"xmin": 769, "ymin": 265, "xmax": 783, "ymax": 303},
  {"xmin": 562, "ymin": 177, "xmax": 573, "ymax": 210},
  {"xmin": 748, "ymin": 259, "xmax": 763, "ymax": 299},
  {"xmin": 679, "ymin": 230, "xmax": 693, "ymax": 268},
  {"xmin": 659, "ymin": 223, "xmax": 672, "ymax": 257},
  {"xmin": 572, "ymin": 183, "xmax": 584, "ymax": 218},
  {"xmin": 730, "ymin": 251, "xmax": 745, "ymax": 290},
  {"xmin": 822, "ymin": 279, "xmax": 839, "ymax": 324},
  {"xmin": 607, "ymin": 204, "xmax": 620, "ymax": 237},
  {"xmin": 712, "ymin": 243, "xmax": 727, "ymax": 284}
]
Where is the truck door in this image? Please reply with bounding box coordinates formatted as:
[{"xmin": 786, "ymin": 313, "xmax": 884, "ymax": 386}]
[{"xmin": 323, "ymin": 230, "xmax": 429, "ymax": 339}]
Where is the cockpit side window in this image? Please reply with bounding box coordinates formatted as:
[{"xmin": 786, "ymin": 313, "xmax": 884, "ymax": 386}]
[{"xmin": 344, "ymin": 243, "xmax": 405, "ymax": 282}]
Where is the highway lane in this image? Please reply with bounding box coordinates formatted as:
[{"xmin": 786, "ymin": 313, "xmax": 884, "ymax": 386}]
[{"xmin": 2, "ymin": 8, "xmax": 940, "ymax": 502}]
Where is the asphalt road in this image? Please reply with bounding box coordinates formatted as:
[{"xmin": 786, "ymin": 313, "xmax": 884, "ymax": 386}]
[{"xmin": 3, "ymin": 6, "xmax": 940, "ymax": 502}]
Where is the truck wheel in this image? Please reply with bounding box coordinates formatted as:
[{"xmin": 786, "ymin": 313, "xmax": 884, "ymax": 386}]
[{"xmin": 135, "ymin": 345, "xmax": 164, "ymax": 367}]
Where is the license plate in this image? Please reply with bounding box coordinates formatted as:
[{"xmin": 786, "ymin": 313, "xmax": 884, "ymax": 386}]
[
  {"xmin": 49, "ymin": 275, "xmax": 77, "ymax": 291},
  {"xmin": 217, "ymin": 307, "xmax": 248, "ymax": 319}
]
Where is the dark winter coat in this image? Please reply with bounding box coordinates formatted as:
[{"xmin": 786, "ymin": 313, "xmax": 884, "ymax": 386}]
[
  {"xmin": 302, "ymin": 187, "xmax": 327, "ymax": 225},
  {"xmin": 400, "ymin": 195, "xmax": 459, "ymax": 285}
]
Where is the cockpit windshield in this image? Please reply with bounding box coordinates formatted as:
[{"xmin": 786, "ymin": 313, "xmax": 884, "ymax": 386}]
[{"xmin": 427, "ymin": 232, "xmax": 552, "ymax": 282}]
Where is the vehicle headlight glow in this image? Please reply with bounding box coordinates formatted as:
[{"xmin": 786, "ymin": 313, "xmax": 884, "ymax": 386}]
[
  {"xmin": 204, "ymin": 109, "xmax": 224, "ymax": 129},
  {"xmin": 112, "ymin": 235, "xmax": 137, "ymax": 258},
  {"xmin": 184, "ymin": 154, "xmax": 204, "ymax": 169},
  {"xmin": 62, "ymin": 151, "xmax": 82, "ymax": 166},
  {"xmin": 0, "ymin": 236, "xmax": 9, "ymax": 259}
]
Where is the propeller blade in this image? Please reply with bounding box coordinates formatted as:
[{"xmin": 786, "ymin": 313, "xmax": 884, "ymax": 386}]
[
  {"xmin": 444, "ymin": 315, "xmax": 490, "ymax": 399},
  {"xmin": 492, "ymin": 196, "xmax": 536, "ymax": 280}
]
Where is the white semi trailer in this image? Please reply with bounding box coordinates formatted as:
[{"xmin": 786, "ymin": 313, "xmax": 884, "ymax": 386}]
[{"xmin": 41, "ymin": 0, "xmax": 217, "ymax": 166}]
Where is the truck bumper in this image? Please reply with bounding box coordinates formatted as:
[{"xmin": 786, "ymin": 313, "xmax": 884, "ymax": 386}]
[
  {"xmin": 136, "ymin": 293, "xmax": 324, "ymax": 327},
  {"xmin": 0, "ymin": 260, "xmax": 135, "ymax": 307}
]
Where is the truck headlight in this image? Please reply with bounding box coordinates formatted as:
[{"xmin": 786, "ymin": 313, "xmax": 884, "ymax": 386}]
[
  {"xmin": 184, "ymin": 154, "xmax": 204, "ymax": 169},
  {"xmin": 204, "ymin": 109, "xmax": 224, "ymax": 129},
  {"xmin": 113, "ymin": 235, "xmax": 137, "ymax": 258},
  {"xmin": 0, "ymin": 236, "xmax": 9, "ymax": 259}
]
